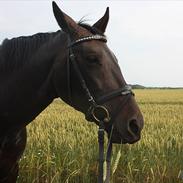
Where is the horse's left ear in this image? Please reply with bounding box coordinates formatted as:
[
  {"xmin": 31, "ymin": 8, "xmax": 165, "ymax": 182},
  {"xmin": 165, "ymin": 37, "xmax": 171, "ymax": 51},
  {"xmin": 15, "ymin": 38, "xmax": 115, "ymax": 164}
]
[{"xmin": 92, "ymin": 7, "xmax": 109, "ymax": 33}]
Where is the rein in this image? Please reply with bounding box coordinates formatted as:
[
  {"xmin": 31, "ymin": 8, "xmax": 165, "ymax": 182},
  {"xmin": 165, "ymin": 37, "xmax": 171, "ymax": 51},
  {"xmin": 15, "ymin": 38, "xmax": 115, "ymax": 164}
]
[{"xmin": 67, "ymin": 34, "xmax": 134, "ymax": 183}]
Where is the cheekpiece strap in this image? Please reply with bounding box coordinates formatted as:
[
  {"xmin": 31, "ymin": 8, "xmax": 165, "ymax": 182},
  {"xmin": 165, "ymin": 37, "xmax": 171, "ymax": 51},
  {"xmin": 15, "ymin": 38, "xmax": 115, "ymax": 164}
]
[{"xmin": 69, "ymin": 35, "xmax": 107, "ymax": 47}]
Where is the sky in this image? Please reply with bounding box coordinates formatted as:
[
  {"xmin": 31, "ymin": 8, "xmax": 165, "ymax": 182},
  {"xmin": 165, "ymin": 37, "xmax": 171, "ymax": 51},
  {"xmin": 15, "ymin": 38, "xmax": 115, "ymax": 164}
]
[{"xmin": 0, "ymin": 1, "xmax": 183, "ymax": 87}]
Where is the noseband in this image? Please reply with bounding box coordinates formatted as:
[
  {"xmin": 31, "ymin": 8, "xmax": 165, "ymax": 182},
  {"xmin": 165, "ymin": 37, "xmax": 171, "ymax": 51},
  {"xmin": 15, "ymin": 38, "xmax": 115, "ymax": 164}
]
[{"xmin": 67, "ymin": 34, "xmax": 134, "ymax": 183}]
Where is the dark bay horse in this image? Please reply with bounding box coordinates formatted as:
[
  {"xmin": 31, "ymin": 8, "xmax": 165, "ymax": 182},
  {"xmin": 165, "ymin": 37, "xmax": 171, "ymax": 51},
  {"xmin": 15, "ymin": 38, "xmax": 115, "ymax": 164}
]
[{"xmin": 0, "ymin": 2, "xmax": 144, "ymax": 182}]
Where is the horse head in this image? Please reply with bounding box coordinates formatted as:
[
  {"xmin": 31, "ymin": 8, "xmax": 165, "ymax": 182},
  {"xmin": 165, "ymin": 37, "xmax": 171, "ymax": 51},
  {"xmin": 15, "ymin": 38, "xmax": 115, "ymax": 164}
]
[{"xmin": 52, "ymin": 2, "xmax": 144, "ymax": 144}]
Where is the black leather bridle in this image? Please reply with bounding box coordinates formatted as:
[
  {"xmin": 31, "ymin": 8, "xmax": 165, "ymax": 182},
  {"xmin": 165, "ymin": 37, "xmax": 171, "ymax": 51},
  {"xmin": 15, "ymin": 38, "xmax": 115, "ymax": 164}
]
[{"xmin": 67, "ymin": 34, "xmax": 134, "ymax": 183}]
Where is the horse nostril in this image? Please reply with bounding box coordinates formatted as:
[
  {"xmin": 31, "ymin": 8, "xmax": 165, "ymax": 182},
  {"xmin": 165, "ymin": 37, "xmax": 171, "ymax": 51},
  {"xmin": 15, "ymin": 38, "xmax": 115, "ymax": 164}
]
[{"xmin": 128, "ymin": 119, "xmax": 139, "ymax": 136}]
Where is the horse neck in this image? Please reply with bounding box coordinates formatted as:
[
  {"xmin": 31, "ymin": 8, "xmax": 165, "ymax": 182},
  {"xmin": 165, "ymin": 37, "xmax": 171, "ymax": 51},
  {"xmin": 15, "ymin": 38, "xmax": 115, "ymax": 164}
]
[
  {"xmin": 19, "ymin": 32, "xmax": 69, "ymax": 108},
  {"xmin": 0, "ymin": 32, "xmax": 69, "ymax": 131}
]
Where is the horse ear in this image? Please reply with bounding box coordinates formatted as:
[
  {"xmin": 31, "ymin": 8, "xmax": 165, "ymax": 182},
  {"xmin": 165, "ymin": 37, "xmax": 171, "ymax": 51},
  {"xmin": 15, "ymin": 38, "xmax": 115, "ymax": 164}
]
[
  {"xmin": 92, "ymin": 7, "xmax": 109, "ymax": 33},
  {"xmin": 52, "ymin": 1, "xmax": 78, "ymax": 35}
]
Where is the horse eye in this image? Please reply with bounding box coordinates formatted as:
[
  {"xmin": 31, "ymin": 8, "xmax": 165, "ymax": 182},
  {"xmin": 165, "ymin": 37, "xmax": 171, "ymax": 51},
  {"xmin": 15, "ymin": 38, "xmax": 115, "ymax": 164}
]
[{"xmin": 87, "ymin": 55, "xmax": 100, "ymax": 65}]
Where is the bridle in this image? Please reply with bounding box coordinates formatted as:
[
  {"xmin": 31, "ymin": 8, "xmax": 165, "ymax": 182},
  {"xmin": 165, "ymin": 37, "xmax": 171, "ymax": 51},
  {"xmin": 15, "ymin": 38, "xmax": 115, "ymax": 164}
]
[{"xmin": 67, "ymin": 34, "xmax": 134, "ymax": 183}]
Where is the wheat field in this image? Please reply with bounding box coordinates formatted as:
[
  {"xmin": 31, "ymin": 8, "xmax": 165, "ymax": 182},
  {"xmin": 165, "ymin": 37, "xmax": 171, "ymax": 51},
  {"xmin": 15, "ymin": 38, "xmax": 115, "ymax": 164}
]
[{"xmin": 17, "ymin": 89, "xmax": 183, "ymax": 183}]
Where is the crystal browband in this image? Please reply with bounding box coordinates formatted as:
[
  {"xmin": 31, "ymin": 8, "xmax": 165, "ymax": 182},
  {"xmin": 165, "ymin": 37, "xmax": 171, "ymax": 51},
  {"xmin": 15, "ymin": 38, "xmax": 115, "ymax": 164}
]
[{"xmin": 69, "ymin": 35, "xmax": 107, "ymax": 47}]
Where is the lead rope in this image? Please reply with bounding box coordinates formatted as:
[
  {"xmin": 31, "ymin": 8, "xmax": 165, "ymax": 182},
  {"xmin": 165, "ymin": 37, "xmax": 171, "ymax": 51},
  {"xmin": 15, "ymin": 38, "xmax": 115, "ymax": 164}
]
[
  {"xmin": 104, "ymin": 125, "xmax": 114, "ymax": 183},
  {"xmin": 98, "ymin": 123, "xmax": 114, "ymax": 183},
  {"xmin": 104, "ymin": 142, "xmax": 112, "ymax": 183},
  {"xmin": 98, "ymin": 120, "xmax": 105, "ymax": 183}
]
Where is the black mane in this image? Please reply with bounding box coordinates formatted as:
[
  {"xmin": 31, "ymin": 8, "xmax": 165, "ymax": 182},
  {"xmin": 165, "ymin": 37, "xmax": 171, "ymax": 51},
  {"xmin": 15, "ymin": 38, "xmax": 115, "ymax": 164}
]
[{"xmin": 0, "ymin": 31, "xmax": 60, "ymax": 72}]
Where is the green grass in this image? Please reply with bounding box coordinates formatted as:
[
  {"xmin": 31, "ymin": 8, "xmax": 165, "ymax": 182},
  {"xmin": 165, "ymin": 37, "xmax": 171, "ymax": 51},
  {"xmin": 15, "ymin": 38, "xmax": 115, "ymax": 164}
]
[{"xmin": 17, "ymin": 89, "xmax": 183, "ymax": 183}]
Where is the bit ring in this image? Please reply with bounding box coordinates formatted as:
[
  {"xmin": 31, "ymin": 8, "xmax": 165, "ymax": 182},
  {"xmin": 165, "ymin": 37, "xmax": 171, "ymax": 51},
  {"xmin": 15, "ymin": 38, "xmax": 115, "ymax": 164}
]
[{"xmin": 91, "ymin": 105, "xmax": 110, "ymax": 123}]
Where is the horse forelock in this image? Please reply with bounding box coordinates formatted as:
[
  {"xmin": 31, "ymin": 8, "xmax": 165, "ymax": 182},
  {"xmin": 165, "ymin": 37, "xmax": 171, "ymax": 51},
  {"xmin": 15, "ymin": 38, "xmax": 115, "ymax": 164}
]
[{"xmin": 78, "ymin": 22, "xmax": 105, "ymax": 36}]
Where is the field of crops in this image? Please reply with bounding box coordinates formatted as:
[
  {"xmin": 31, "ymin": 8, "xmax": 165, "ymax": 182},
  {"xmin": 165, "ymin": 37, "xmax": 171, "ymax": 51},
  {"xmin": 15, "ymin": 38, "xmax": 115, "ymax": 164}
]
[{"xmin": 17, "ymin": 89, "xmax": 183, "ymax": 183}]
